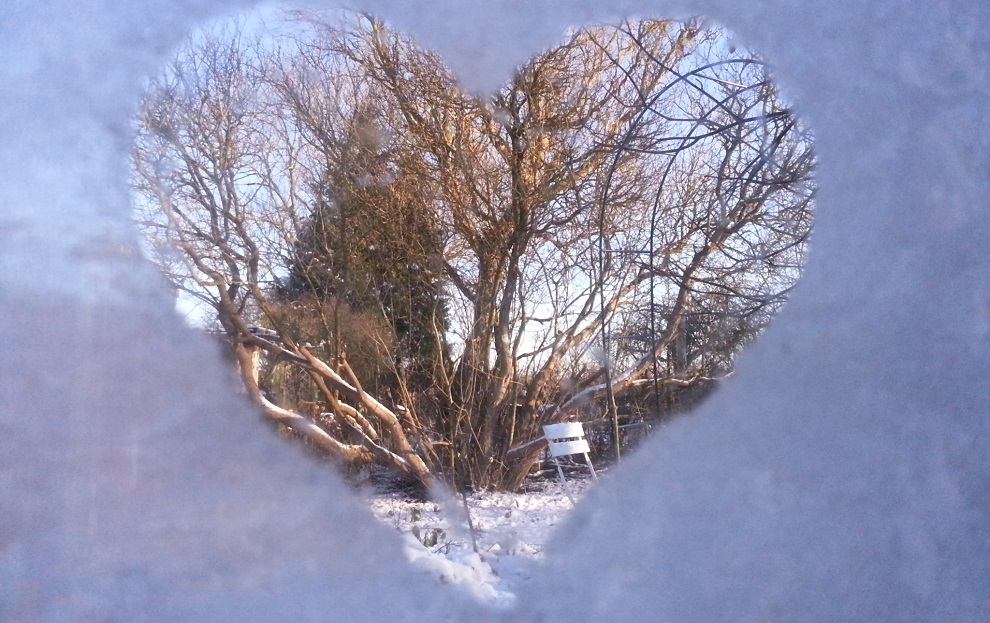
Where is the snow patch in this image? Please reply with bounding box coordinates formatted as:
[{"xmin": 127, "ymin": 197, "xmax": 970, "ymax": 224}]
[{"xmin": 367, "ymin": 478, "xmax": 593, "ymax": 608}]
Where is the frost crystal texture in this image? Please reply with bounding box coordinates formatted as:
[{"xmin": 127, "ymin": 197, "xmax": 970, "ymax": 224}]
[{"xmin": 1, "ymin": 0, "xmax": 988, "ymax": 621}]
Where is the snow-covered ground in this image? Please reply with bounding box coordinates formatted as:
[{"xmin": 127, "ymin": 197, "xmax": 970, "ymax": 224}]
[{"xmin": 367, "ymin": 476, "xmax": 595, "ymax": 608}]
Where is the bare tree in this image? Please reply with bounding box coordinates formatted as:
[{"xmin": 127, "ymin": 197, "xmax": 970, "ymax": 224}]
[
  {"xmin": 132, "ymin": 13, "xmax": 814, "ymax": 492},
  {"xmin": 132, "ymin": 21, "xmax": 436, "ymax": 488}
]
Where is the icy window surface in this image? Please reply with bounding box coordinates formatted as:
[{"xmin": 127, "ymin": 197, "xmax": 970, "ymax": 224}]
[{"xmin": 1, "ymin": 0, "xmax": 988, "ymax": 621}]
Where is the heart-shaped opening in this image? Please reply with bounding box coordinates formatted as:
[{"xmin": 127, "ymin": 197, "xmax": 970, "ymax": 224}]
[{"xmin": 130, "ymin": 6, "xmax": 815, "ymax": 606}]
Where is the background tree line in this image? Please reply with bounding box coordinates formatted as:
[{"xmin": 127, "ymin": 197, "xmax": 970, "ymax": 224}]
[{"xmin": 132, "ymin": 11, "xmax": 815, "ymax": 492}]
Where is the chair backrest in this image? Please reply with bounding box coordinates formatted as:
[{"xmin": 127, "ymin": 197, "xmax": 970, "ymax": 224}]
[{"xmin": 543, "ymin": 422, "xmax": 591, "ymax": 458}]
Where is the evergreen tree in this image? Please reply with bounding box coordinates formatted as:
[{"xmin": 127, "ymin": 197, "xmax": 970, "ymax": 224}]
[{"xmin": 281, "ymin": 105, "xmax": 450, "ymax": 399}]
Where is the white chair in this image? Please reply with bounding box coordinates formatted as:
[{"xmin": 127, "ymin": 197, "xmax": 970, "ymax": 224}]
[{"xmin": 543, "ymin": 422, "xmax": 598, "ymax": 504}]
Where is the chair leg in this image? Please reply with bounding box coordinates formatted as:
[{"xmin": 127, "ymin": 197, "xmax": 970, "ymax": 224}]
[
  {"xmin": 553, "ymin": 456, "xmax": 577, "ymax": 506},
  {"xmin": 583, "ymin": 453, "xmax": 599, "ymax": 481}
]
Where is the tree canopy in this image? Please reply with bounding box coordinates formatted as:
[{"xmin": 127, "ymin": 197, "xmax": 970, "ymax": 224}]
[{"xmin": 132, "ymin": 11, "xmax": 815, "ymax": 492}]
